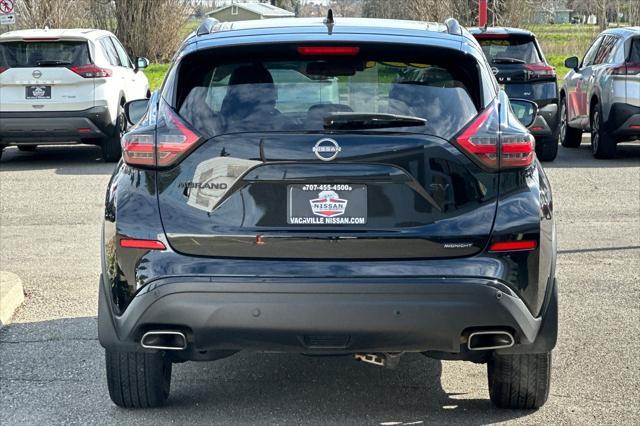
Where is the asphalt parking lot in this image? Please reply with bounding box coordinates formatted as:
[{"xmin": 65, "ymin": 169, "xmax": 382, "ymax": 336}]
[{"xmin": 0, "ymin": 140, "xmax": 639, "ymax": 425}]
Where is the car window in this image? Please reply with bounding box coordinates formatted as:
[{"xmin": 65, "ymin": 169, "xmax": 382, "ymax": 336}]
[
  {"xmin": 99, "ymin": 37, "xmax": 120, "ymax": 67},
  {"xmin": 582, "ymin": 36, "xmax": 603, "ymax": 67},
  {"xmin": 477, "ymin": 36, "xmax": 542, "ymax": 64},
  {"xmin": 610, "ymin": 39, "xmax": 626, "ymax": 64},
  {"xmin": 629, "ymin": 38, "xmax": 640, "ymax": 63},
  {"xmin": 111, "ymin": 37, "xmax": 131, "ymax": 68},
  {"xmin": 175, "ymin": 46, "xmax": 481, "ymax": 140},
  {"xmin": 594, "ymin": 35, "xmax": 618, "ymax": 65},
  {"xmin": 0, "ymin": 41, "xmax": 90, "ymax": 67}
]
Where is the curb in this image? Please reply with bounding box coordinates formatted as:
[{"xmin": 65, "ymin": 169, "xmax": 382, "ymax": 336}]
[{"xmin": 0, "ymin": 271, "xmax": 24, "ymax": 327}]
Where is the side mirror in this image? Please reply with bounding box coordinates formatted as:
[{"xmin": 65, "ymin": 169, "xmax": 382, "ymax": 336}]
[
  {"xmin": 124, "ymin": 99, "xmax": 149, "ymax": 125},
  {"xmin": 135, "ymin": 57, "xmax": 149, "ymax": 72},
  {"xmin": 510, "ymin": 98, "xmax": 538, "ymax": 128},
  {"xmin": 564, "ymin": 56, "xmax": 579, "ymax": 70}
]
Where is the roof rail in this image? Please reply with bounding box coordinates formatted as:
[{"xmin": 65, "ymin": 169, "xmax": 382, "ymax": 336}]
[
  {"xmin": 196, "ymin": 17, "xmax": 219, "ymax": 36},
  {"xmin": 444, "ymin": 18, "xmax": 462, "ymax": 36}
]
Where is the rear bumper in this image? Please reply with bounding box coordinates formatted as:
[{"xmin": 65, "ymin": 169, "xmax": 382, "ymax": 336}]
[
  {"xmin": 607, "ymin": 103, "xmax": 640, "ymax": 140},
  {"xmin": 98, "ymin": 275, "xmax": 554, "ymax": 356},
  {"xmin": 0, "ymin": 106, "xmax": 113, "ymax": 144}
]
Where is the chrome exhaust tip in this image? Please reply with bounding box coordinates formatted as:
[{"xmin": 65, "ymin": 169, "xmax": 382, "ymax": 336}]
[
  {"xmin": 467, "ymin": 330, "xmax": 514, "ymax": 351},
  {"xmin": 140, "ymin": 331, "xmax": 187, "ymax": 351}
]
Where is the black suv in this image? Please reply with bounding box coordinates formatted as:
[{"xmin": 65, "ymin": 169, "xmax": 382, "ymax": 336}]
[
  {"xmin": 469, "ymin": 27, "xmax": 560, "ymax": 161},
  {"xmin": 99, "ymin": 17, "xmax": 557, "ymax": 410}
]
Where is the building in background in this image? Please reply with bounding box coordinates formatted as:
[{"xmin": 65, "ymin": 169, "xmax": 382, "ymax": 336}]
[{"xmin": 206, "ymin": 2, "xmax": 295, "ymax": 21}]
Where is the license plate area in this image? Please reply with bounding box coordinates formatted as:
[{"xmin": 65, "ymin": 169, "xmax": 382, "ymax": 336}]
[
  {"xmin": 25, "ymin": 85, "xmax": 51, "ymax": 100},
  {"xmin": 287, "ymin": 184, "xmax": 367, "ymax": 225}
]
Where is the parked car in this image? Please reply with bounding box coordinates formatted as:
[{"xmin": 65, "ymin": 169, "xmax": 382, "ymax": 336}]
[
  {"xmin": 469, "ymin": 27, "xmax": 560, "ymax": 161},
  {"xmin": 0, "ymin": 29, "xmax": 150, "ymax": 162},
  {"xmin": 560, "ymin": 27, "xmax": 640, "ymax": 158},
  {"xmin": 99, "ymin": 17, "xmax": 558, "ymax": 410}
]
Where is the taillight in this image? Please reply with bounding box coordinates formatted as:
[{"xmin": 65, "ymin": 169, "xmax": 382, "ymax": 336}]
[
  {"xmin": 69, "ymin": 64, "xmax": 112, "ymax": 78},
  {"xmin": 297, "ymin": 46, "xmax": 360, "ymax": 56},
  {"xmin": 156, "ymin": 100, "xmax": 201, "ymax": 167},
  {"xmin": 500, "ymin": 132, "xmax": 535, "ymax": 168},
  {"xmin": 524, "ymin": 62, "xmax": 555, "ymax": 79},
  {"xmin": 0, "ymin": 66, "xmax": 8, "ymax": 74},
  {"xmin": 120, "ymin": 238, "xmax": 166, "ymax": 250},
  {"xmin": 612, "ymin": 62, "xmax": 640, "ymax": 75},
  {"xmin": 455, "ymin": 101, "xmax": 535, "ymax": 170},
  {"xmin": 121, "ymin": 133, "xmax": 155, "ymax": 166},
  {"xmin": 489, "ymin": 240, "xmax": 537, "ymax": 252},
  {"xmin": 121, "ymin": 99, "xmax": 202, "ymax": 168},
  {"xmin": 473, "ymin": 33, "xmax": 509, "ymax": 39},
  {"xmin": 455, "ymin": 103, "xmax": 500, "ymax": 169}
]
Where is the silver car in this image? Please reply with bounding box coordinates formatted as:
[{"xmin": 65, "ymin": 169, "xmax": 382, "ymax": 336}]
[{"xmin": 560, "ymin": 27, "xmax": 640, "ymax": 158}]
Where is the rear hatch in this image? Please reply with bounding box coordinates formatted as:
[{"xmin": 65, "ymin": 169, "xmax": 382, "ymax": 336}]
[
  {"xmin": 0, "ymin": 38, "xmax": 95, "ymax": 112},
  {"xmin": 475, "ymin": 33, "xmax": 557, "ymax": 106},
  {"xmin": 152, "ymin": 43, "xmax": 500, "ymax": 260}
]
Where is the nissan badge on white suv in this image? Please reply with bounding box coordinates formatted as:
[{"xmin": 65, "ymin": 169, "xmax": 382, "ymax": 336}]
[{"xmin": 0, "ymin": 29, "xmax": 150, "ymax": 161}]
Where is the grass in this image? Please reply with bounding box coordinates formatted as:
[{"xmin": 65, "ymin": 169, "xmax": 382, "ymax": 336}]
[{"xmin": 144, "ymin": 63, "xmax": 170, "ymax": 92}]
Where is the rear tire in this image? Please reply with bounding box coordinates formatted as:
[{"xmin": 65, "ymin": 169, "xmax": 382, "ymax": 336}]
[
  {"xmin": 590, "ymin": 103, "xmax": 617, "ymax": 159},
  {"xmin": 535, "ymin": 137, "xmax": 558, "ymax": 162},
  {"xmin": 105, "ymin": 349, "xmax": 172, "ymax": 408},
  {"xmin": 559, "ymin": 97, "xmax": 582, "ymax": 148},
  {"xmin": 488, "ymin": 352, "xmax": 551, "ymax": 409},
  {"xmin": 102, "ymin": 105, "xmax": 125, "ymax": 162},
  {"xmin": 18, "ymin": 145, "xmax": 37, "ymax": 152}
]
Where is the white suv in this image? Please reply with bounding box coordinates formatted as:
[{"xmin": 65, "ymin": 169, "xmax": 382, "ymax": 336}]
[{"xmin": 0, "ymin": 29, "xmax": 150, "ymax": 161}]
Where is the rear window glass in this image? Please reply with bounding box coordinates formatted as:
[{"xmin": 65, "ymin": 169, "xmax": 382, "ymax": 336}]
[
  {"xmin": 0, "ymin": 41, "xmax": 90, "ymax": 68},
  {"xmin": 477, "ymin": 37, "xmax": 542, "ymax": 64},
  {"xmin": 175, "ymin": 44, "xmax": 481, "ymax": 140}
]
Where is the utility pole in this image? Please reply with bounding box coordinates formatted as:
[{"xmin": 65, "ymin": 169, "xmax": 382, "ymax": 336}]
[{"xmin": 479, "ymin": 0, "xmax": 488, "ymax": 27}]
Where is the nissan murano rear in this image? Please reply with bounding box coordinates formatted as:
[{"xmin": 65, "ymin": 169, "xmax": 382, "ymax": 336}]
[{"xmin": 98, "ymin": 17, "xmax": 557, "ymax": 410}]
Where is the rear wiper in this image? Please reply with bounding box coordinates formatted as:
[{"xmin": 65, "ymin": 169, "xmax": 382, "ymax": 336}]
[
  {"xmin": 323, "ymin": 113, "xmax": 426, "ymax": 130},
  {"xmin": 492, "ymin": 57, "xmax": 526, "ymax": 64},
  {"xmin": 35, "ymin": 60, "xmax": 72, "ymax": 66}
]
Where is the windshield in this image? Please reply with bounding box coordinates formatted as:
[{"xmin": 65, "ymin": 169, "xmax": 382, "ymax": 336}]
[
  {"xmin": 175, "ymin": 44, "xmax": 480, "ymax": 139},
  {"xmin": 477, "ymin": 37, "xmax": 542, "ymax": 64},
  {"xmin": 0, "ymin": 41, "xmax": 91, "ymax": 67}
]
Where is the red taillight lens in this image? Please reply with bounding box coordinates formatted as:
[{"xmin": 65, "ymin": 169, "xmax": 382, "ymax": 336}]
[
  {"xmin": 489, "ymin": 240, "xmax": 537, "ymax": 252},
  {"xmin": 120, "ymin": 238, "xmax": 166, "ymax": 250},
  {"xmin": 501, "ymin": 132, "xmax": 536, "ymax": 168},
  {"xmin": 524, "ymin": 62, "xmax": 555, "ymax": 79},
  {"xmin": 156, "ymin": 101, "xmax": 201, "ymax": 167},
  {"xmin": 455, "ymin": 103, "xmax": 500, "ymax": 169},
  {"xmin": 122, "ymin": 133, "xmax": 155, "ymax": 166},
  {"xmin": 0, "ymin": 66, "xmax": 9, "ymax": 74},
  {"xmin": 69, "ymin": 64, "xmax": 112, "ymax": 78},
  {"xmin": 297, "ymin": 46, "xmax": 360, "ymax": 56},
  {"xmin": 455, "ymin": 101, "xmax": 535, "ymax": 170},
  {"xmin": 612, "ymin": 63, "xmax": 640, "ymax": 75},
  {"xmin": 473, "ymin": 33, "xmax": 510, "ymax": 39},
  {"xmin": 121, "ymin": 100, "xmax": 202, "ymax": 168}
]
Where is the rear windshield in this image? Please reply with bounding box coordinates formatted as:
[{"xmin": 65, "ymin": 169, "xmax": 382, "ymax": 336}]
[
  {"xmin": 0, "ymin": 41, "xmax": 91, "ymax": 67},
  {"xmin": 477, "ymin": 37, "xmax": 542, "ymax": 64},
  {"xmin": 175, "ymin": 44, "xmax": 481, "ymax": 139}
]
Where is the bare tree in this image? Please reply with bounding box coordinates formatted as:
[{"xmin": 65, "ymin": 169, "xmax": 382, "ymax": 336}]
[
  {"xmin": 112, "ymin": 0, "xmax": 193, "ymax": 62},
  {"xmin": 88, "ymin": 0, "xmax": 117, "ymax": 34},
  {"xmin": 13, "ymin": 0, "xmax": 91, "ymax": 29}
]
